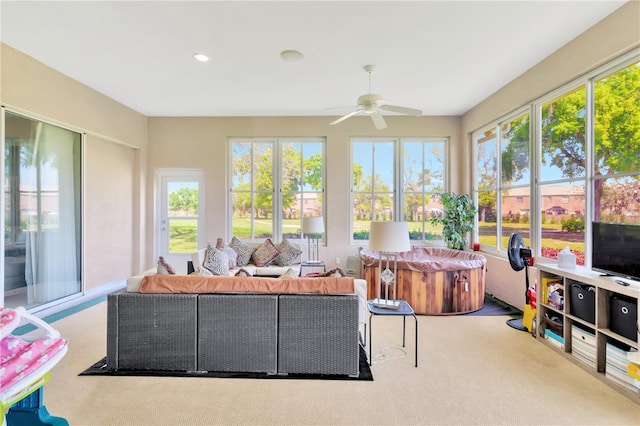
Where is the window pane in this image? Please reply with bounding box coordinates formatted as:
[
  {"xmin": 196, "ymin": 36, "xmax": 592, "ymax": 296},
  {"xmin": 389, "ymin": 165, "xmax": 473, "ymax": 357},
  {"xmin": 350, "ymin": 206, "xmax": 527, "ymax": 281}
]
[
  {"xmin": 540, "ymin": 182, "xmax": 585, "ymax": 265},
  {"xmin": 231, "ymin": 143, "xmax": 251, "ymax": 188},
  {"xmin": 478, "ymin": 190, "xmax": 497, "ymax": 248},
  {"xmin": 302, "ymin": 142, "xmax": 323, "ymax": 192},
  {"xmin": 501, "ymin": 114, "xmax": 530, "ymax": 187},
  {"xmin": 231, "ymin": 140, "xmax": 274, "ymax": 239},
  {"xmin": 353, "ymin": 142, "xmax": 372, "ymax": 191},
  {"xmin": 352, "ymin": 140, "xmax": 395, "ymax": 241},
  {"xmin": 167, "ymin": 182, "xmax": 199, "ymax": 253},
  {"xmin": 541, "ymin": 87, "xmax": 586, "ymax": 181},
  {"xmin": 501, "ymin": 188, "xmax": 530, "ymax": 248},
  {"xmin": 476, "ymin": 128, "xmax": 497, "ymax": 189},
  {"xmin": 373, "ymin": 194, "xmax": 394, "ymax": 221},
  {"xmin": 373, "ymin": 142, "xmax": 394, "ymax": 191},
  {"xmin": 280, "ymin": 140, "xmax": 324, "ymax": 241},
  {"xmin": 402, "ymin": 139, "xmax": 446, "ymax": 242},
  {"xmin": 594, "ymin": 176, "xmax": 640, "ymax": 224},
  {"xmin": 168, "ymin": 218, "xmax": 197, "ymax": 253},
  {"xmin": 423, "ymin": 142, "xmax": 445, "ymax": 192},
  {"xmin": 594, "ymin": 62, "xmax": 640, "ymax": 176},
  {"xmin": 281, "ymin": 142, "xmax": 302, "ymax": 192},
  {"xmin": 253, "ymin": 143, "xmax": 273, "ymax": 191}
]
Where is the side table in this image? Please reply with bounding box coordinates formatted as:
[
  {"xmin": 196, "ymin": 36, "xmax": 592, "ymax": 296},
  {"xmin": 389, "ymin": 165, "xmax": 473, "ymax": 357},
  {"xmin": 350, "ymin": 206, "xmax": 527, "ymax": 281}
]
[
  {"xmin": 299, "ymin": 261, "xmax": 326, "ymax": 276},
  {"xmin": 367, "ymin": 300, "xmax": 418, "ymax": 367}
]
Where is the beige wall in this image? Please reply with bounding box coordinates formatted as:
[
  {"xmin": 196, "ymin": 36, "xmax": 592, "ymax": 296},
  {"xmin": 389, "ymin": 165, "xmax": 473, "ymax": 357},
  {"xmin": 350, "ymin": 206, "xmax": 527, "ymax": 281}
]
[
  {"xmin": 84, "ymin": 136, "xmax": 136, "ymax": 286},
  {"xmin": 146, "ymin": 115, "xmax": 462, "ymax": 271},
  {"xmin": 1, "ymin": 43, "xmax": 149, "ymax": 292},
  {"xmin": 461, "ymin": 1, "xmax": 640, "ymax": 308}
]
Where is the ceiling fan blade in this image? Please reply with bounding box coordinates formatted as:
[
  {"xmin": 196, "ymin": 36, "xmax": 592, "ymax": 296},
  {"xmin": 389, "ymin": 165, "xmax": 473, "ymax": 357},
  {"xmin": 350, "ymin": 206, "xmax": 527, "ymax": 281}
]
[
  {"xmin": 379, "ymin": 104, "xmax": 422, "ymax": 116},
  {"xmin": 330, "ymin": 109, "xmax": 362, "ymax": 126},
  {"xmin": 370, "ymin": 110, "xmax": 387, "ymax": 130}
]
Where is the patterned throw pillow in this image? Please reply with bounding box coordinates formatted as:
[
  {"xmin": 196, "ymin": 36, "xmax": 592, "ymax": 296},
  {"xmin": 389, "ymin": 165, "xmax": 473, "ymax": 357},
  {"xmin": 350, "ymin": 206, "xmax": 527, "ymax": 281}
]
[
  {"xmin": 229, "ymin": 236, "xmax": 254, "ymax": 267},
  {"xmin": 278, "ymin": 268, "xmax": 298, "ymax": 279},
  {"xmin": 216, "ymin": 238, "xmax": 238, "ymax": 269},
  {"xmin": 319, "ymin": 268, "xmax": 345, "ymax": 277},
  {"xmin": 235, "ymin": 268, "xmax": 253, "ymax": 277},
  {"xmin": 251, "ymin": 238, "xmax": 280, "ymax": 267},
  {"xmin": 157, "ymin": 256, "xmax": 176, "ymax": 275},
  {"xmin": 273, "ymin": 238, "xmax": 302, "ymax": 266},
  {"xmin": 202, "ymin": 243, "xmax": 230, "ymax": 276}
]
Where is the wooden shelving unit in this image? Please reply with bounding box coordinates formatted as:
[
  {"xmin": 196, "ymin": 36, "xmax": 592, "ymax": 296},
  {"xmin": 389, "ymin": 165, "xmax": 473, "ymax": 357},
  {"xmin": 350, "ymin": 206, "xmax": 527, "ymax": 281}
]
[{"xmin": 536, "ymin": 262, "xmax": 639, "ymax": 403}]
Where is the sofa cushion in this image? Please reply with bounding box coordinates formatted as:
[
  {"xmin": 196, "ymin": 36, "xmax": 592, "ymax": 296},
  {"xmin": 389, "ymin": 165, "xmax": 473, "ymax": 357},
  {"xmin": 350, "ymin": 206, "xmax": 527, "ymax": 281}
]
[
  {"xmin": 251, "ymin": 238, "xmax": 280, "ymax": 267},
  {"xmin": 278, "ymin": 268, "xmax": 298, "ymax": 279},
  {"xmin": 203, "ymin": 243, "xmax": 230, "ymax": 276},
  {"xmin": 230, "ymin": 236, "xmax": 254, "ymax": 267},
  {"xmin": 273, "ymin": 238, "xmax": 302, "ymax": 266}
]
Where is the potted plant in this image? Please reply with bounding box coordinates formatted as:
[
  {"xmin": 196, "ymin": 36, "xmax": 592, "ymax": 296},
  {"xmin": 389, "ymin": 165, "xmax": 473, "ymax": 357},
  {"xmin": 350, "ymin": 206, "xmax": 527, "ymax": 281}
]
[{"xmin": 429, "ymin": 192, "xmax": 477, "ymax": 250}]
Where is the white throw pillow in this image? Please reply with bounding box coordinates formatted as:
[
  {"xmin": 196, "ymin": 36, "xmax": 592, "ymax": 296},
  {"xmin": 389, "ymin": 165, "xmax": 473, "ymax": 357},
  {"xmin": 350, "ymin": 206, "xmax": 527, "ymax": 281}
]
[{"xmin": 203, "ymin": 243, "xmax": 230, "ymax": 276}]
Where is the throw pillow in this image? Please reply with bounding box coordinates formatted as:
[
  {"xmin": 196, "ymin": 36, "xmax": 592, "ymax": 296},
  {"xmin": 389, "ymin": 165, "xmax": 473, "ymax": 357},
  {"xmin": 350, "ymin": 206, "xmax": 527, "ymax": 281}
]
[
  {"xmin": 202, "ymin": 243, "xmax": 230, "ymax": 276},
  {"xmin": 216, "ymin": 238, "xmax": 238, "ymax": 269},
  {"xmin": 157, "ymin": 256, "xmax": 176, "ymax": 275},
  {"xmin": 318, "ymin": 268, "xmax": 345, "ymax": 278},
  {"xmin": 273, "ymin": 238, "xmax": 302, "ymax": 266},
  {"xmin": 235, "ymin": 268, "xmax": 253, "ymax": 277},
  {"xmin": 278, "ymin": 268, "xmax": 298, "ymax": 279},
  {"xmin": 229, "ymin": 236, "xmax": 254, "ymax": 267},
  {"xmin": 251, "ymin": 238, "xmax": 280, "ymax": 267}
]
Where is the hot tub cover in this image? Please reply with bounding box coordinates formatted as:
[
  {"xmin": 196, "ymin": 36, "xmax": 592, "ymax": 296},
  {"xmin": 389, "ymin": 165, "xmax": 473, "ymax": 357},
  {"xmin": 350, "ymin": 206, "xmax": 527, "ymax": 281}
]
[{"xmin": 360, "ymin": 247, "xmax": 486, "ymax": 273}]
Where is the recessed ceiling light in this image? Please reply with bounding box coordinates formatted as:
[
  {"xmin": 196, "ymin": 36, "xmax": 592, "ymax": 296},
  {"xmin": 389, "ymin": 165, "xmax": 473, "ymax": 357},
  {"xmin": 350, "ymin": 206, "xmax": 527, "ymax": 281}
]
[
  {"xmin": 193, "ymin": 53, "xmax": 210, "ymax": 62},
  {"xmin": 280, "ymin": 49, "xmax": 303, "ymax": 62}
]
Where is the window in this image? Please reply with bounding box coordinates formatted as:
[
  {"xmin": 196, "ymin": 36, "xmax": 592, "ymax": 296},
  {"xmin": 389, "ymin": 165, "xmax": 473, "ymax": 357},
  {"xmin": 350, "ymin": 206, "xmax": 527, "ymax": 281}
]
[
  {"xmin": 402, "ymin": 139, "xmax": 446, "ymax": 241},
  {"xmin": 593, "ymin": 61, "xmax": 640, "ymax": 226},
  {"xmin": 473, "ymin": 53, "xmax": 639, "ymax": 268},
  {"xmin": 351, "ymin": 137, "xmax": 448, "ymax": 242},
  {"xmin": 539, "ymin": 86, "xmax": 587, "ymax": 262},
  {"xmin": 230, "ymin": 138, "xmax": 324, "ymax": 241},
  {"xmin": 352, "ymin": 139, "xmax": 395, "ymax": 240},
  {"xmin": 474, "ymin": 112, "xmax": 531, "ymax": 250}
]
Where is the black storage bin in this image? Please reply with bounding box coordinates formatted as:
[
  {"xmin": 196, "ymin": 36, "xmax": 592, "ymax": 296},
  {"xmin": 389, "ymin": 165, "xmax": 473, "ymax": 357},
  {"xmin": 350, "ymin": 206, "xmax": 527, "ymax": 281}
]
[
  {"xmin": 569, "ymin": 284, "xmax": 596, "ymax": 324},
  {"xmin": 610, "ymin": 295, "xmax": 638, "ymax": 342}
]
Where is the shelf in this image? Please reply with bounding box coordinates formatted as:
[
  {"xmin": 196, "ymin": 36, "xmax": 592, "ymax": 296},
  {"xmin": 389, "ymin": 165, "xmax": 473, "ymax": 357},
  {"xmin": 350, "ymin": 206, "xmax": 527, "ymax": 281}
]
[{"xmin": 536, "ymin": 262, "xmax": 639, "ymax": 403}]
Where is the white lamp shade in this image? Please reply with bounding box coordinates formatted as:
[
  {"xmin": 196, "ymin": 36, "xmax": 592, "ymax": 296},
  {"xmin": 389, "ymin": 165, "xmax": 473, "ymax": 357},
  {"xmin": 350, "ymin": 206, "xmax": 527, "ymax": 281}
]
[
  {"xmin": 369, "ymin": 221, "xmax": 411, "ymax": 253},
  {"xmin": 302, "ymin": 216, "xmax": 324, "ymax": 234}
]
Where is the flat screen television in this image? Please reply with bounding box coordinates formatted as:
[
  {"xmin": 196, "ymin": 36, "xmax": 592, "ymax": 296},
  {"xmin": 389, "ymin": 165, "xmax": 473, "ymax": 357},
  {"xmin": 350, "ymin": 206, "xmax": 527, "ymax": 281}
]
[{"xmin": 592, "ymin": 222, "xmax": 640, "ymax": 282}]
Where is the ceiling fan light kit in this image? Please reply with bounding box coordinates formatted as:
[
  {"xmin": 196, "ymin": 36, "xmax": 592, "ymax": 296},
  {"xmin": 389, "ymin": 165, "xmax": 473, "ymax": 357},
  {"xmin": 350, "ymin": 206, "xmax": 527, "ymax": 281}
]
[{"xmin": 329, "ymin": 64, "xmax": 422, "ymax": 130}]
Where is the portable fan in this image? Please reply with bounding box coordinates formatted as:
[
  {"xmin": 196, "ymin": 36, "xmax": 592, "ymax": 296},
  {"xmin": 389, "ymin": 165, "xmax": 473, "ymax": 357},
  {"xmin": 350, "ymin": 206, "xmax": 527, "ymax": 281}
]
[{"xmin": 506, "ymin": 233, "xmax": 532, "ymax": 331}]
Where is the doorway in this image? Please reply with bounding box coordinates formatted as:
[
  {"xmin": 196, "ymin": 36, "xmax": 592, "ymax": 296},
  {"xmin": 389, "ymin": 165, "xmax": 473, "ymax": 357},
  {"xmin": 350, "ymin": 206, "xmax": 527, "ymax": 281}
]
[{"xmin": 157, "ymin": 170, "xmax": 204, "ymax": 274}]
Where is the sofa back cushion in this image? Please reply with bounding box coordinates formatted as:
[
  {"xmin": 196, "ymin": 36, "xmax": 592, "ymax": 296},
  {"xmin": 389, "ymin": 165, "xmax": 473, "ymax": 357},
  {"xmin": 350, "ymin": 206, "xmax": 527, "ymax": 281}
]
[{"xmin": 138, "ymin": 275, "xmax": 355, "ymax": 295}]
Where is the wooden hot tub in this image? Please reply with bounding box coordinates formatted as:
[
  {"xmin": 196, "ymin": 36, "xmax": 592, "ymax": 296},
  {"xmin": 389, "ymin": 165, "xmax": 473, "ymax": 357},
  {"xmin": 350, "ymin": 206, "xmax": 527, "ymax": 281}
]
[{"xmin": 360, "ymin": 247, "xmax": 487, "ymax": 315}]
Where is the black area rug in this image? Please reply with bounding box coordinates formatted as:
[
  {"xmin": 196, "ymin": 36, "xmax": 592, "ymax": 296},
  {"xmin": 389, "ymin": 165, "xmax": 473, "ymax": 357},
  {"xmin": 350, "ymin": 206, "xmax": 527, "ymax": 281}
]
[
  {"xmin": 466, "ymin": 295, "xmax": 522, "ymax": 317},
  {"xmin": 79, "ymin": 346, "xmax": 372, "ymax": 381}
]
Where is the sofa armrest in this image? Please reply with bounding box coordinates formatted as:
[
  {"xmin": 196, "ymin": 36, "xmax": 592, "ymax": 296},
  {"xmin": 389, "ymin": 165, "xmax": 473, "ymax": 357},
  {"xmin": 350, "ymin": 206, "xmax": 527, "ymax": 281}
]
[{"xmin": 353, "ymin": 279, "xmax": 367, "ymax": 325}]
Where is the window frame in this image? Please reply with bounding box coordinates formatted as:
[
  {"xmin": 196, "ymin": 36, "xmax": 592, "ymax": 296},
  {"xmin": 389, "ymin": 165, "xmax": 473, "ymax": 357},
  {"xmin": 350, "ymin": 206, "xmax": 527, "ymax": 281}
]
[
  {"xmin": 228, "ymin": 137, "xmax": 326, "ymax": 242},
  {"xmin": 472, "ymin": 49, "xmax": 639, "ymax": 267},
  {"xmin": 349, "ymin": 136, "xmax": 449, "ymax": 245},
  {"xmin": 473, "ymin": 108, "xmax": 532, "ymax": 255}
]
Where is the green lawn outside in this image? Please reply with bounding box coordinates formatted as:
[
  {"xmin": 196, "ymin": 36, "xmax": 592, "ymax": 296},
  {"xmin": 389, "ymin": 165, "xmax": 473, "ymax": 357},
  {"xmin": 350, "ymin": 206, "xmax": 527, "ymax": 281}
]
[{"xmin": 172, "ymin": 217, "xmax": 583, "ymax": 253}]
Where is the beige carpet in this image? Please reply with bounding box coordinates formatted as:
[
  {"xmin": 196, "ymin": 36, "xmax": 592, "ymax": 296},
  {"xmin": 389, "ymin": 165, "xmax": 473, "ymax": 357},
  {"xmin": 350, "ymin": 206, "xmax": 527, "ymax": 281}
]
[{"xmin": 38, "ymin": 300, "xmax": 638, "ymax": 425}]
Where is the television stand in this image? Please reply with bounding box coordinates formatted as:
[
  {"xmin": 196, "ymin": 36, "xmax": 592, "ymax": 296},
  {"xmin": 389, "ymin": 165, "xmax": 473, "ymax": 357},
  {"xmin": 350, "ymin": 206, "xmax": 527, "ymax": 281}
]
[{"xmin": 536, "ymin": 262, "xmax": 639, "ymax": 403}]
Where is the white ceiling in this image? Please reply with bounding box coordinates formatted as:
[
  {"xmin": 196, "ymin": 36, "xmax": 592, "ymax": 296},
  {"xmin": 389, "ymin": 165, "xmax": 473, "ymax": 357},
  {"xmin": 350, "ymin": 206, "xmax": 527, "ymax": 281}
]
[{"xmin": 0, "ymin": 1, "xmax": 629, "ymax": 117}]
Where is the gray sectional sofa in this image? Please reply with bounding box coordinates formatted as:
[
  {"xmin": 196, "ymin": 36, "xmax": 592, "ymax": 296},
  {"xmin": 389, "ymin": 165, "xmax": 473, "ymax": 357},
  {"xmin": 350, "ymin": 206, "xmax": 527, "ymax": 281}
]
[{"xmin": 106, "ymin": 275, "xmax": 364, "ymax": 376}]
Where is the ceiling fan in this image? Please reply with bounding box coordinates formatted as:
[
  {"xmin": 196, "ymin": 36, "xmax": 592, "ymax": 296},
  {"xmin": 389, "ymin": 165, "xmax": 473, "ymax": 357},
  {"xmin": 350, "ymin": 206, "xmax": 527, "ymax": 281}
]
[{"xmin": 329, "ymin": 64, "xmax": 422, "ymax": 130}]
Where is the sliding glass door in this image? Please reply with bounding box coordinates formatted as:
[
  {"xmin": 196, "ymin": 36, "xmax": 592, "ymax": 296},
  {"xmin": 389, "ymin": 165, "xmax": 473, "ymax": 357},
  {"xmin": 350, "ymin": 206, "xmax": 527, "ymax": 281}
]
[{"xmin": 3, "ymin": 110, "xmax": 82, "ymax": 310}]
